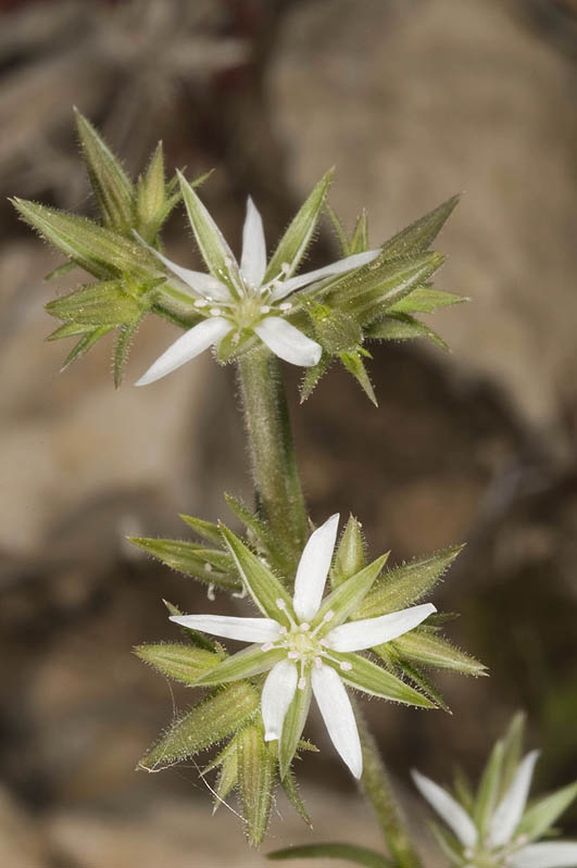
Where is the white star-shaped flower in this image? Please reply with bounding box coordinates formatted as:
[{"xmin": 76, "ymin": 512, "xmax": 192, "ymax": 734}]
[
  {"xmin": 135, "ymin": 173, "xmax": 379, "ymax": 385},
  {"xmin": 170, "ymin": 514, "xmax": 436, "ymax": 778},
  {"xmin": 413, "ymin": 753, "xmax": 577, "ymax": 868}
]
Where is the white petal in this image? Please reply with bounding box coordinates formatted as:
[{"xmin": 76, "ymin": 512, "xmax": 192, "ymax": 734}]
[
  {"xmin": 511, "ymin": 844, "xmax": 577, "ymax": 868},
  {"xmin": 135, "ymin": 317, "xmax": 232, "ymax": 386},
  {"xmin": 240, "ymin": 197, "xmax": 267, "ymax": 288},
  {"xmin": 411, "ymin": 770, "xmax": 478, "ymax": 848},
  {"xmin": 292, "ymin": 514, "xmax": 339, "ymax": 622},
  {"xmin": 326, "ymin": 603, "xmax": 436, "ymax": 653},
  {"xmin": 133, "ymin": 231, "xmax": 231, "ymax": 301},
  {"xmin": 489, "ymin": 750, "xmax": 540, "ymax": 847},
  {"xmin": 262, "ymin": 659, "xmax": 298, "ymax": 741},
  {"xmin": 254, "ymin": 317, "xmax": 322, "ymax": 367},
  {"xmin": 169, "ymin": 614, "xmax": 282, "ymax": 644},
  {"xmin": 270, "ymin": 249, "xmax": 381, "ymax": 301},
  {"xmin": 311, "ymin": 664, "xmax": 362, "ymax": 778}
]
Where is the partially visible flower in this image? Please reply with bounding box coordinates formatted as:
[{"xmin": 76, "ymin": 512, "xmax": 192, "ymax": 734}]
[
  {"xmin": 135, "ymin": 174, "xmax": 379, "ymax": 384},
  {"xmin": 413, "ymin": 734, "xmax": 577, "ymax": 868},
  {"xmin": 170, "ymin": 514, "xmax": 436, "ymax": 778}
]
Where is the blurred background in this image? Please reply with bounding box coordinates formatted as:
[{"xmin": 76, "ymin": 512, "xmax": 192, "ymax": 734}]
[{"xmin": 1, "ymin": 0, "xmax": 577, "ymax": 865}]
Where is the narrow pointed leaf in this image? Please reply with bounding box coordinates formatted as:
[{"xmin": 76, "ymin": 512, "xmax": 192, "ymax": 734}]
[
  {"xmin": 162, "ymin": 599, "xmax": 221, "ymax": 651},
  {"xmin": 315, "ymin": 553, "xmax": 389, "ymax": 630},
  {"xmin": 501, "ymin": 713, "xmax": 527, "ymax": 794},
  {"xmin": 454, "ymin": 766, "xmax": 476, "ymax": 814},
  {"xmin": 224, "ymin": 494, "xmax": 277, "ymax": 557},
  {"xmin": 368, "ymin": 314, "xmax": 450, "ymax": 351},
  {"xmin": 46, "ymin": 322, "xmax": 94, "ymax": 341},
  {"xmin": 13, "ymin": 199, "xmax": 152, "ymax": 279},
  {"xmin": 337, "ymin": 653, "xmax": 435, "ymax": 707},
  {"xmin": 179, "ymin": 513, "xmax": 223, "ymax": 546},
  {"xmin": 136, "ymin": 142, "xmax": 167, "ymax": 240},
  {"xmin": 388, "ymin": 287, "xmax": 467, "ymax": 314},
  {"xmin": 339, "ymin": 350, "xmax": 378, "ymax": 405},
  {"xmin": 474, "ymin": 740, "xmax": 505, "ymax": 835},
  {"xmin": 139, "ymin": 681, "xmax": 259, "ymax": 769},
  {"xmin": 265, "ymin": 169, "xmax": 334, "ymax": 283},
  {"xmin": 74, "ymin": 109, "xmax": 134, "ymax": 230},
  {"xmin": 331, "ymin": 515, "xmax": 366, "ymax": 589},
  {"xmin": 46, "ymin": 281, "xmax": 142, "ymax": 325},
  {"xmin": 128, "ymin": 537, "xmax": 240, "ymax": 590},
  {"xmin": 178, "ymin": 171, "xmax": 240, "ymax": 288},
  {"xmin": 380, "ymin": 195, "xmax": 460, "ymax": 258},
  {"xmin": 396, "ymin": 659, "xmax": 450, "ymax": 713},
  {"xmin": 268, "ymin": 842, "xmax": 392, "ymax": 867},
  {"xmin": 355, "ymin": 545, "xmax": 464, "ymax": 619},
  {"xmin": 134, "ymin": 643, "xmax": 221, "ymax": 685},
  {"xmin": 326, "ymin": 204, "xmax": 350, "ymax": 255},
  {"xmin": 219, "ymin": 525, "xmax": 293, "ymax": 620},
  {"xmin": 391, "ymin": 631, "xmax": 487, "ymax": 676},
  {"xmin": 114, "ymin": 320, "xmax": 140, "ymax": 388},
  {"xmin": 299, "ymin": 353, "xmax": 331, "ymax": 403},
  {"xmin": 61, "ymin": 326, "xmax": 114, "ymax": 370},
  {"xmin": 428, "ymin": 822, "xmax": 467, "ymax": 866},
  {"xmin": 237, "ymin": 724, "xmax": 276, "ymax": 846},
  {"xmin": 518, "ymin": 781, "xmax": 577, "ymax": 841},
  {"xmin": 281, "ymin": 768, "xmax": 312, "ymax": 827},
  {"xmin": 213, "ymin": 739, "xmax": 239, "ymax": 810},
  {"xmin": 349, "ymin": 211, "xmax": 369, "ymax": 255},
  {"xmin": 194, "ymin": 644, "xmax": 286, "ymax": 686}
]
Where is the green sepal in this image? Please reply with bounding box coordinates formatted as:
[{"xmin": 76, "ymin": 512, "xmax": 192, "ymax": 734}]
[
  {"xmin": 179, "ymin": 514, "xmax": 223, "ymax": 546},
  {"xmin": 224, "ymin": 494, "xmax": 271, "ymax": 551},
  {"xmin": 331, "ymin": 515, "xmax": 367, "ymax": 589},
  {"xmin": 339, "ymin": 349, "xmax": 378, "ymax": 405},
  {"xmin": 324, "ymin": 252, "xmax": 444, "ymax": 326},
  {"xmin": 268, "ymin": 842, "xmax": 392, "ymax": 867},
  {"xmin": 74, "ymin": 109, "xmax": 135, "ymax": 232},
  {"xmin": 394, "ymin": 658, "xmax": 451, "ymax": 713},
  {"xmin": 474, "ymin": 739, "xmax": 505, "ymax": 836},
  {"xmin": 327, "ymin": 204, "xmax": 370, "ymax": 258},
  {"xmin": 46, "ymin": 322, "xmax": 95, "ymax": 341},
  {"xmin": 128, "ymin": 536, "xmax": 240, "ymax": 591},
  {"xmin": 308, "ymin": 303, "xmax": 362, "ymax": 354},
  {"xmin": 178, "ymin": 171, "xmax": 238, "ymax": 290},
  {"xmin": 391, "ymin": 630, "xmax": 487, "ymax": 677},
  {"xmin": 138, "ymin": 681, "xmax": 259, "ymax": 770},
  {"xmin": 114, "ymin": 320, "xmax": 141, "ymax": 388},
  {"xmin": 45, "ymin": 260, "xmax": 77, "ymax": 281},
  {"xmin": 314, "ymin": 553, "xmax": 389, "ymax": 630},
  {"xmin": 337, "ymin": 653, "xmax": 435, "ymax": 708},
  {"xmin": 517, "ymin": 780, "xmax": 577, "ymax": 841},
  {"xmin": 368, "ymin": 313, "xmax": 449, "ymax": 352},
  {"xmin": 162, "ymin": 599, "xmax": 219, "ymax": 651},
  {"xmin": 355, "ymin": 545, "xmax": 464, "ymax": 619},
  {"xmin": 12, "ymin": 198, "xmax": 153, "ymax": 280},
  {"xmin": 46, "ymin": 281, "xmax": 143, "ymax": 325},
  {"xmin": 212, "ymin": 738, "xmax": 239, "ymax": 810},
  {"xmin": 299, "ymin": 352, "xmax": 331, "ymax": 403},
  {"xmin": 237, "ymin": 723, "xmax": 277, "ymax": 846},
  {"xmin": 61, "ymin": 326, "xmax": 114, "ymax": 370},
  {"xmin": 500, "ymin": 712, "xmax": 526, "ymax": 793},
  {"xmin": 281, "ymin": 768, "xmax": 312, "ymax": 828},
  {"xmin": 265, "ymin": 169, "xmax": 334, "ymax": 283},
  {"xmin": 219, "ymin": 525, "xmax": 293, "ymax": 621},
  {"xmin": 134, "ymin": 643, "xmax": 222, "ymax": 685},
  {"xmin": 453, "ymin": 766, "xmax": 476, "ymax": 814},
  {"xmin": 279, "ymin": 679, "xmax": 312, "ymax": 780},
  {"xmin": 388, "ymin": 286, "xmax": 467, "ymax": 314},
  {"xmin": 428, "ymin": 822, "xmax": 464, "ymax": 866},
  {"xmin": 193, "ymin": 645, "xmax": 286, "ymax": 687},
  {"xmin": 380, "ymin": 195, "xmax": 460, "ymax": 259}
]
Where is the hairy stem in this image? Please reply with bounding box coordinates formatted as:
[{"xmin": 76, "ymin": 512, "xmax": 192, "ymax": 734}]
[
  {"xmin": 358, "ymin": 711, "xmax": 422, "ymax": 868},
  {"xmin": 237, "ymin": 349, "xmax": 307, "ymax": 573}
]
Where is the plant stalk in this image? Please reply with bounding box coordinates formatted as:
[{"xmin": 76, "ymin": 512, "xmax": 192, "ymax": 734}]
[
  {"xmin": 237, "ymin": 349, "xmax": 308, "ymax": 572},
  {"xmin": 358, "ymin": 711, "xmax": 422, "ymax": 868}
]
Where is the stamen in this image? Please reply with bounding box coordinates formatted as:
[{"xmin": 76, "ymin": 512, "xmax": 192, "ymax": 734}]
[
  {"xmin": 298, "ymin": 676, "xmax": 307, "ymax": 690},
  {"xmin": 281, "ymin": 262, "xmax": 290, "ymax": 274},
  {"xmin": 288, "ymin": 651, "xmax": 299, "ymax": 660},
  {"xmin": 339, "ymin": 661, "xmax": 352, "ymax": 671},
  {"xmin": 299, "ymin": 623, "xmax": 310, "ymax": 632},
  {"xmin": 194, "ymin": 299, "xmax": 208, "ymax": 308},
  {"xmin": 314, "ymin": 657, "xmax": 323, "ymax": 668},
  {"xmin": 260, "ymin": 305, "xmax": 271, "ymax": 314},
  {"xmin": 207, "ymin": 583, "xmax": 215, "ymax": 602},
  {"xmin": 261, "ymin": 643, "xmax": 274, "ymax": 652},
  {"xmin": 279, "ymin": 302, "xmax": 292, "ymax": 311},
  {"xmin": 279, "ymin": 626, "xmax": 287, "ymax": 636},
  {"xmin": 276, "ymin": 599, "xmax": 287, "ymax": 610},
  {"xmin": 204, "ymin": 563, "xmax": 213, "ymax": 573},
  {"xmin": 210, "ymin": 307, "xmax": 222, "ymax": 316}
]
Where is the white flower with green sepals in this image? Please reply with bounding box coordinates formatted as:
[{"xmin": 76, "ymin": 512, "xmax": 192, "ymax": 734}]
[
  {"xmin": 170, "ymin": 514, "xmax": 437, "ymax": 779},
  {"xmin": 413, "ymin": 742, "xmax": 577, "ymax": 868},
  {"xmin": 135, "ymin": 171, "xmax": 380, "ymax": 384}
]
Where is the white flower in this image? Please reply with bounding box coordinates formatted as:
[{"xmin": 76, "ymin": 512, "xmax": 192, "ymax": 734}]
[
  {"xmin": 413, "ymin": 754, "xmax": 577, "ymax": 868},
  {"xmin": 135, "ymin": 176, "xmax": 379, "ymax": 385},
  {"xmin": 170, "ymin": 514, "xmax": 436, "ymax": 778}
]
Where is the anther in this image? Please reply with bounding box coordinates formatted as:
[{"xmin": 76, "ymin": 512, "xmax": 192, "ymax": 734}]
[
  {"xmin": 210, "ymin": 307, "xmax": 222, "ymax": 316},
  {"xmin": 314, "ymin": 657, "xmax": 323, "ymax": 668},
  {"xmin": 298, "ymin": 677, "xmax": 307, "ymax": 690},
  {"xmin": 288, "ymin": 651, "xmax": 299, "ymax": 660},
  {"xmin": 279, "ymin": 302, "xmax": 292, "ymax": 311},
  {"xmin": 260, "ymin": 305, "xmax": 271, "ymax": 314},
  {"xmin": 261, "ymin": 643, "xmax": 274, "ymax": 652},
  {"xmin": 339, "ymin": 661, "xmax": 352, "ymax": 671},
  {"xmin": 194, "ymin": 299, "xmax": 208, "ymax": 308},
  {"xmin": 276, "ymin": 598, "xmax": 287, "ymax": 610},
  {"xmin": 204, "ymin": 563, "xmax": 213, "ymax": 572},
  {"xmin": 300, "ymin": 623, "xmax": 310, "ymax": 632},
  {"xmin": 281, "ymin": 262, "xmax": 290, "ymax": 274}
]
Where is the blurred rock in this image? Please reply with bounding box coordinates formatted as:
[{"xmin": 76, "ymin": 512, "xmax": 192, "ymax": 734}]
[
  {"xmin": 0, "ymin": 786, "xmax": 49, "ymax": 867},
  {"xmin": 271, "ymin": 0, "xmax": 577, "ymax": 452}
]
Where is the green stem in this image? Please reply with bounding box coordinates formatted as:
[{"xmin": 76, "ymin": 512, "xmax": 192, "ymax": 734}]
[
  {"xmin": 237, "ymin": 349, "xmax": 307, "ymax": 572},
  {"xmin": 358, "ymin": 712, "xmax": 422, "ymax": 868}
]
